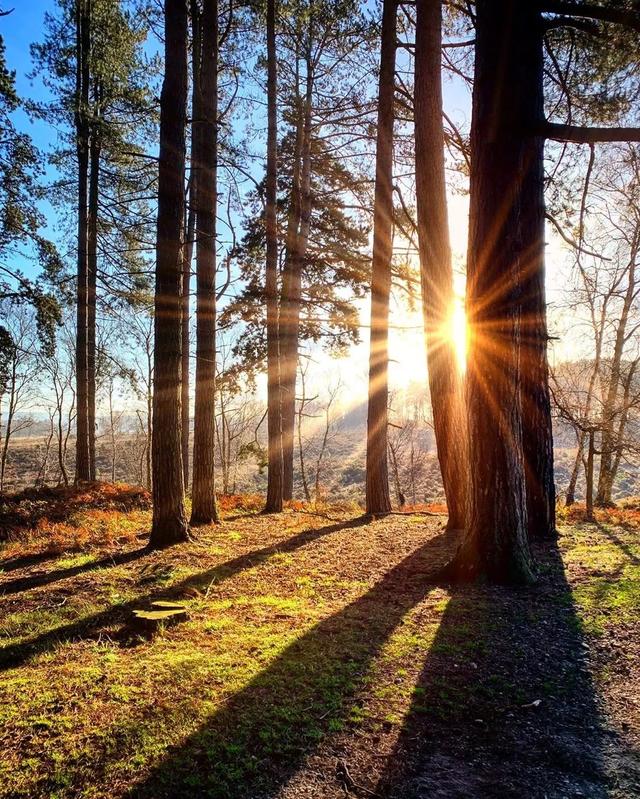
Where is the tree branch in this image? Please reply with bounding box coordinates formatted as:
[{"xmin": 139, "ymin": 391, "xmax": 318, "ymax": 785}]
[
  {"xmin": 544, "ymin": 122, "xmax": 640, "ymax": 144},
  {"xmin": 540, "ymin": 1, "xmax": 640, "ymax": 32}
]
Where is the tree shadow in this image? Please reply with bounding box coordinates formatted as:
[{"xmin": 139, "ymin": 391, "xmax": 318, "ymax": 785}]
[
  {"xmin": 375, "ymin": 539, "xmax": 632, "ymax": 799},
  {"xmin": 0, "ymin": 517, "xmax": 366, "ymax": 672},
  {"xmin": 0, "ymin": 547, "xmax": 150, "ymax": 595},
  {"xmin": 595, "ymin": 522, "xmax": 640, "ymax": 566},
  {"xmin": 0, "ymin": 550, "xmax": 62, "ymax": 573},
  {"xmin": 122, "ymin": 527, "xmax": 459, "ymax": 799}
]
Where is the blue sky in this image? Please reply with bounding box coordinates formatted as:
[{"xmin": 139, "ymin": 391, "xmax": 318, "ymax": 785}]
[{"xmin": 4, "ymin": 1, "xmax": 54, "ymax": 150}]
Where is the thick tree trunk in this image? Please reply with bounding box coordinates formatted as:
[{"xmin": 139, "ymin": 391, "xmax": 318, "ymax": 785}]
[
  {"xmin": 149, "ymin": 0, "xmax": 189, "ymax": 547},
  {"xmin": 75, "ymin": 0, "xmax": 91, "ymax": 483},
  {"xmin": 190, "ymin": 0, "xmax": 219, "ymax": 524},
  {"xmin": 365, "ymin": 0, "xmax": 396, "ymax": 517},
  {"xmin": 517, "ymin": 13, "xmax": 556, "ymax": 540},
  {"xmin": 87, "ymin": 104, "xmax": 100, "ymax": 482},
  {"xmin": 414, "ymin": 0, "xmax": 467, "ymax": 531},
  {"xmin": 445, "ymin": 0, "xmax": 536, "ymax": 583},
  {"xmin": 264, "ymin": 0, "xmax": 284, "ymax": 513}
]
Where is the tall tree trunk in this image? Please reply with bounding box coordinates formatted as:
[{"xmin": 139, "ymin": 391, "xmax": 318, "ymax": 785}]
[
  {"xmin": 181, "ymin": 192, "xmax": 193, "ymax": 488},
  {"xmin": 365, "ymin": 0, "xmax": 396, "ymax": 516},
  {"xmin": 414, "ymin": 0, "xmax": 467, "ymax": 531},
  {"xmin": 517, "ymin": 11, "xmax": 556, "ymax": 540},
  {"xmin": 264, "ymin": 0, "xmax": 284, "ymax": 513},
  {"xmin": 75, "ymin": 0, "xmax": 91, "ymax": 483},
  {"xmin": 279, "ymin": 37, "xmax": 312, "ymax": 501},
  {"xmin": 444, "ymin": 0, "xmax": 536, "ymax": 583},
  {"xmin": 87, "ymin": 95, "xmax": 100, "ymax": 482},
  {"xmin": 181, "ymin": 1, "xmax": 201, "ymax": 491},
  {"xmin": 191, "ymin": 0, "xmax": 219, "ymax": 524},
  {"xmin": 149, "ymin": 0, "xmax": 189, "ymax": 547}
]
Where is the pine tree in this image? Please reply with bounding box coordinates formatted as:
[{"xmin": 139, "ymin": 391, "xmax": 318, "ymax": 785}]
[
  {"xmin": 31, "ymin": 0, "xmax": 157, "ymax": 482},
  {"xmin": 149, "ymin": 0, "xmax": 189, "ymax": 547},
  {"xmin": 364, "ymin": 0, "xmax": 396, "ymax": 517},
  {"xmin": 190, "ymin": 0, "xmax": 220, "ymax": 524}
]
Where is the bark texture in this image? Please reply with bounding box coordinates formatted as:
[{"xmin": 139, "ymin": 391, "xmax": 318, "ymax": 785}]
[
  {"xmin": 446, "ymin": 0, "xmax": 537, "ymax": 583},
  {"xmin": 365, "ymin": 0, "xmax": 396, "ymax": 516},
  {"xmin": 279, "ymin": 43, "xmax": 313, "ymax": 500},
  {"xmin": 149, "ymin": 0, "xmax": 189, "ymax": 547},
  {"xmin": 87, "ymin": 101, "xmax": 100, "ymax": 482},
  {"xmin": 518, "ymin": 7, "xmax": 556, "ymax": 540},
  {"xmin": 264, "ymin": 0, "xmax": 284, "ymax": 513},
  {"xmin": 414, "ymin": 0, "xmax": 467, "ymax": 531},
  {"xmin": 75, "ymin": 0, "xmax": 91, "ymax": 483},
  {"xmin": 190, "ymin": 0, "xmax": 219, "ymax": 524}
]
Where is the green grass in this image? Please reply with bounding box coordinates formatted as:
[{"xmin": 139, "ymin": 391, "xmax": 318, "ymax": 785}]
[{"xmin": 0, "ymin": 507, "xmax": 637, "ymax": 798}]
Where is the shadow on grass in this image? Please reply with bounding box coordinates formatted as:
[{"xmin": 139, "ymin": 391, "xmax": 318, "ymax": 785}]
[
  {"xmin": 0, "ymin": 547, "xmax": 150, "ymax": 595},
  {"xmin": 121, "ymin": 527, "xmax": 458, "ymax": 799},
  {"xmin": 596, "ymin": 522, "xmax": 640, "ymax": 566},
  {"xmin": 375, "ymin": 539, "xmax": 630, "ymax": 799},
  {"xmin": 124, "ymin": 535, "xmax": 635, "ymax": 799},
  {"xmin": 0, "ymin": 551, "xmax": 63, "ymax": 574},
  {"xmin": 0, "ymin": 517, "xmax": 366, "ymax": 672}
]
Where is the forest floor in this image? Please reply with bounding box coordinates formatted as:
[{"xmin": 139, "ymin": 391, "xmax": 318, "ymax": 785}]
[{"xmin": 0, "ymin": 486, "xmax": 638, "ymax": 799}]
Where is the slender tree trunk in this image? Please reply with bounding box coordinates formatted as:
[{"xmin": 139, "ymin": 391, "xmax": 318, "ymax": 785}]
[
  {"xmin": 414, "ymin": 0, "xmax": 467, "ymax": 531},
  {"xmin": 191, "ymin": 0, "xmax": 219, "ymax": 524},
  {"xmin": 565, "ymin": 430, "xmax": 585, "ymax": 506},
  {"xmin": 585, "ymin": 429, "xmax": 595, "ymax": 521},
  {"xmin": 149, "ymin": 0, "xmax": 189, "ymax": 547},
  {"xmin": 0, "ymin": 360, "xmax": 16, "ymax": 493},
  {"xmin": 365, "ymin": 0, "xmax": 396, "ymax": 516},
  {"xmin": 596, "ymin": 249, "xmax": 638, "ymax": 505},
  {"xmin": 75, "ymin": 0, "xmax": 91, "ymax": 483},
  {"xmin": 87, "ymin": 98, "xmax": 100, "ymax": 482},
  {"xmin": 279, "ymin": 39, "xmax": 313, "ymax": 501},
  {"xmin": 610, "ymin": 361, "xmax": 637, "ymax": 482},
  {"xmin": 264, "ymin": 0, "xmax": 284, "ymax": 513},
  {"xmin": 181, "ymin": 195, "xmax": 194, "ymax": 489},
  {"xmin": 181, "ymin": 2, "xmax": 201, "ymax": 491},
  {"xmin": 444, "ymin": 0, "xmax": 536, "ymax": 583}
]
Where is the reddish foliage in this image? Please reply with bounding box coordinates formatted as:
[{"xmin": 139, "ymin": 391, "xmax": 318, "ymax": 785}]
[{"xmin": 0, "ymin": 482, "xmax": 151, "ymax": 542}]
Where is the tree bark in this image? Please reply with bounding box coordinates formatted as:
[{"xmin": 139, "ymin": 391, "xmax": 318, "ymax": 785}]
[
  {"xmin": 279, "ymin": 34, "xmax": 313, "ymax": 501},
  {"xmin": 75, "ymin": 0, "xmax": 91, "ymax": 483},
  {"xmin": 518, "ymin": 11, "xmax": 556, "ymax": 540},
  {"xmin": 264, "ymin": 0, "xmax": 284, "ymax": 513},
  {"xmin": 565, "ymin": 430, "xmax": 584, "ymax": 506},
  {"xmin": 149, "ymin": 0, "xmax": 189, "ymax": 547},
  {"xmin": 181, "ymin": 189, "xmax": 193, "ymax": 489},
  {"xmin": 190, "ymin": 0, "xmax": 219, "ymax": 524},
  {"xmin": 444, "ymin": 0, "xmax": 536, "ymax": 583},
  {"xmin": 414, "ymin": 0, "xmax": 467, "ymax": 531},
  {"xmin": 181, "ymin": 1, "xmax": 201, "ymax": 491},
  {"xmin": 87, "ymin": 91, "xmax": 100, "ymax": 482},
  {"xmin": 596, "ymin": 247, "xmax": 638, "ymax": 506},
  {"xmin": 585, "ymin": 428, "xmax": 595, "ymax": 521},
  {"xmin": 365, "ymin": 0, "xmax": 396, "ymax": 517}
]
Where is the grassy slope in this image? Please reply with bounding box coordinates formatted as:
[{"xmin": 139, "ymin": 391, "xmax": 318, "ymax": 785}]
[{"xmin": 0, "ymin": 489, "xmax": 638, "ymax": 798}]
